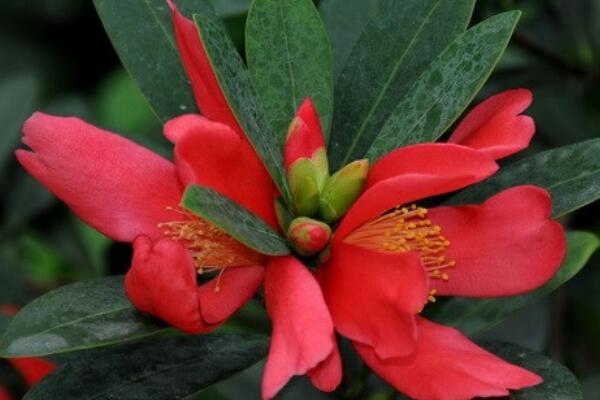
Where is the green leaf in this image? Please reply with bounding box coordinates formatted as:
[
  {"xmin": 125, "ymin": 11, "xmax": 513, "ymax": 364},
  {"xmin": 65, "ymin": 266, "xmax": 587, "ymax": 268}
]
[
  {"xmin": 182, "ymin": 185, "xmax": 290, "ymax": 256},
  {"xmin": 0, "ymin": 316, "xmax": 11, "ymax": 338},
  {"xmin": 93, "ymin": 0, "xmax": 214, "ymax": 123},
  {"xmin": 0, "ymin": 276, "xmax": 168, "ymax": 357},
  {"xmin": 328, "ymin": 0, "xmax": 474, "ymax": 170},
  {"xmin": 24, "ymin": 333, "xmax": 268, "ymax": 400},
  {"xmin": 444, "ymin": 139, "xmax": 600, "ymax": 218},
  {"xmin": 433, "ymin": 231, "xmax": 599, "ymax": 337},
  {"xmin": 194, "ymin": 14, "xmax": 291, "ymax": 201},
  {"xmin": 246, "ymin": 0, "xmax": 333, "ymax": 139},
  {"xmin": 319, "ymin": 0, "xmax": 382, "ymax": 79},
  {"xmin": 483, "ymin": 342, "xmax": 583, "ymax": 399},
  {"xmin": 212, "ymin": 0, "xmax": 252, "ymax": 18},
  {"xmin": 0, "ymin": 72, "xmax": 37, "ymax": 173},
  {"xmin": 366, "ymin": 11, "xmax": 520, "ymax": 162}
]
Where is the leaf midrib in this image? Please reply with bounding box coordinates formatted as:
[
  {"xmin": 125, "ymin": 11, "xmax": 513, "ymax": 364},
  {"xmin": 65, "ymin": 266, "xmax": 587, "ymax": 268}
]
[{"xmin": 278, "ymin": 0, "xmax": 299, "ymax": 113}]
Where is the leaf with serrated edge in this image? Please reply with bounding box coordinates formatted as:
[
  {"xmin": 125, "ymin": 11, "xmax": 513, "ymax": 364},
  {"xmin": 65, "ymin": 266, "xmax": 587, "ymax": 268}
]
[
  {"xmin": 366, "ymin": 11, "xmax": 520, "ymax": 162},
  {"xmin": 0, "ymin": 276, "xmax": 168, "ymax": 357},
  {"xmin": 24, "ymin": 334, "xmax": 268, "ymax": 400},
  {"xmin": 328, "ymin": 0, "xmax": 474, "ymax": 170},
  {"xmin": 432, "ymin": 231, "xmax": 599, "ymax": 337},
  {"xmin": 194, "ymin": 14, "xmax": 291, "ymax": 202},
  {"xmin": 182, "ymin": 185, "xmax": 290, "ymax": 256},
  {"xmin": 445, "ymin": 139, "xmax": 600, "ymax": 218},
  {"xmin": 247, "ymin": 0, "xmax": 333, "ymax": 139},
  {"xmin": 482, "ymin": 342, "xmax": 583, "ymax": 399}
]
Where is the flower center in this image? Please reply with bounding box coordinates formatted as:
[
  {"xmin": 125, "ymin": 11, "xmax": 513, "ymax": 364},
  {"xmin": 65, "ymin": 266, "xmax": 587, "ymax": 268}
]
[
  {"xmin": 344, "ymin": 204, "xmax": 456, "ymax": 300},
  {"xmin": 159, "ymin": 208, "xmax": 264, "ymax": 274}
]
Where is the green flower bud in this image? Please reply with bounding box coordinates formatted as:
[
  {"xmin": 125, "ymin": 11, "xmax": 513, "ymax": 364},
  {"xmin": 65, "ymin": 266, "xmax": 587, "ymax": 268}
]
[
  {"xmin": 287, "ymin": 148, "xmax": 329, "ymax": 217},
  {"xmin": 287, "ymin": 217, "xmax": 332, "ymax": 256},
  {"xmin": 319, "ymin": 159, "xmax": 369, "ymax": 223}
]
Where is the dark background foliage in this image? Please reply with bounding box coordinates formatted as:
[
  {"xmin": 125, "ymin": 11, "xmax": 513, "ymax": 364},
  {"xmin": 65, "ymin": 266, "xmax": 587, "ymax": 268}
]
[{"xmin": 0, "ymin": 0, "xmax": 598, "ymax": 398}]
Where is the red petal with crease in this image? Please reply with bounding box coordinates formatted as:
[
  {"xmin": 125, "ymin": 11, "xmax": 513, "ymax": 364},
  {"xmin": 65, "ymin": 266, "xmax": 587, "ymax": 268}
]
[
  {"xmin": 428, "ymin": 185, "xmax": 565, "ymax": 297},
  {"xmin": 262, "ymin": 256, "xmax": 341, "ymax": 399},
  {"xmin": 171, "ymin": 5, "xmax": 244, "ymax": 137},
  {"xmin": 125, "ymin": 236, "xmax": 209, "ymax": 334},
  {"xmin": 448, "ymin": 89, "xmax": 534, "ymax": 160},
  {"xmin": 165, "ymin": 114, "xmax": 278, "ymax": 229},
  {"xmin": 319, "ymin": 242, "xmax": 427, "ymax": 358},
  {"xmin": 197, "ymin": 265, "xmax": 264, "ymax": 325},
  {"xmin": 284, "ymin": 98, "xmax": 326, "ymax": 169},
  {"xmin": 335, "ymin": 171, "xmax": 496, "ymax": 242},
  {"xmin": 8, "ymin": 358, "xmax": 55, "ymax": 387},
  {"xmin": 16, "ymin": 113, "xmax": 182, "ymax": 243},
  {"xmin": 355, "ymin": 318, "xmax": 542, "ymax": 400},
  {"xmin": 366, "ymin": 143, "xmax": 498, "ymax": 189}
]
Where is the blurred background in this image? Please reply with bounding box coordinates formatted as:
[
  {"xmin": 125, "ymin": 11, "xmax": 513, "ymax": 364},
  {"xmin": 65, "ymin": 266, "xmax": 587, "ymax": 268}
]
[{"xmin": 0, "ymin": 0, "xmax": 598, "ymax": 398}]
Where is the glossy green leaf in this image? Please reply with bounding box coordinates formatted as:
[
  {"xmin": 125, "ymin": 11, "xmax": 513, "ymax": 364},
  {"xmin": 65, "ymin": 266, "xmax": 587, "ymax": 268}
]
[
  {"xmin": 319, "ymin": 0, "xmax": 382, "ymax": 79},
  {"xmin": 483, "ymin": 342, "xmax": 583, "ymax": 399},
  {"xmin": 182, "ymin": 185, "xmax": 290, "ymax": 256},
  {"xmin": 366, "ymin": 11, "xmax": 520, "ymax": 162},
  {"xmin": 445, "ymin": 139, "xmax": 600, "ymax": 218},
  {"xmin": 194, "ymin": 14, "xmax": 291, "ymax": 201},
  {"xmin": 0, "ymin": 72, "xmax": 37, "ymax": 172},
  {"xmin": 0, "ymin": 276, "xmax": 168, "ymax": 357},
  {"xmin": 328, "ymin": 0, "xmax": 474, "ymax": 170},
  {"xmin": 433, "ymin": 231, "xmax": 599, "ymax": 337},
  {"xmin": 24, "ymin": 333, "xmax": 268, "ymax": 400},
  {"xmin": 246, "ymin": 0, "xmax": 333, "ymax": 138},
  {"xmin": 93, "ymin": 0, "xmax": 216, "ymax": 123}
]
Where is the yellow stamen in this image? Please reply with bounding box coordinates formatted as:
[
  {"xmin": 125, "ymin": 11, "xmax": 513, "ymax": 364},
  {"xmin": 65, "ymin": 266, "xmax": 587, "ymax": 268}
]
[{"xmin": 344, "ymin": 204, "xmax": 456, "ymax": 282}]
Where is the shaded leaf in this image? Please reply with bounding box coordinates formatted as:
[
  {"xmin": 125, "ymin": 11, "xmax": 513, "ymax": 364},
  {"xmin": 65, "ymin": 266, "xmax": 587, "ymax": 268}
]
[
  {"xmin": 212, "ymin": 0, "xmax": 252, "ymax": 18},
  {"xmin": 432, "ymin": 231, "xmax": 599, "ymax": 337},
  {"xmin": 0, "ymin": 276, "xmax": 168, "ymax": 357},
  {"xmin": 24, "ymin": 333, "xmax": 268, "ymax": 400},
  {"xmin": 483, "ymin": 342, "xmax": 583, "ymax": 399},
  {"xmin": 194, "ymin": 14, "xmax": 291, "ymax": 201},
  {"xmin": 0, "ymin": 316, "xmax": 11, "ymax": 338},
  {"xmin": 246, "ymin": 0, "xmax": 333, "ymax": 138},
  {"xmin": 366, "ymin": 11, "xmax": 520, "ymax": 161},
  {"xmin": 445, "ymin": 139, "xmax": 600, "ymax": 218},
  {"xmin": 182, "ymin": 185, "xmax": 290, "ymax": 256},
  {"xmin": 328, "ymin": 0, "xmax": 474, "ymax": 170}
]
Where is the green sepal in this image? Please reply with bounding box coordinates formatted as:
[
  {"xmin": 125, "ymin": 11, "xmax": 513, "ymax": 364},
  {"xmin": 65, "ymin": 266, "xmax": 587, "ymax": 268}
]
[{"xmin": 319, "ymin": 159, "xmax": 369, "ymax": 222}]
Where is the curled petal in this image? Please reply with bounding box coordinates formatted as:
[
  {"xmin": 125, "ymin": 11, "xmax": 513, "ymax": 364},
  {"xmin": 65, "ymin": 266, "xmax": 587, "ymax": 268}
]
[
  {"xmin": 165, "ymin": 114, "xmax": 278, "ymax": 229},
  {"xmin": 284, "ymin": 98, "xmax": 326, "ymax": 169},
  {"xmin": 448, "ymin": 89, "xmax": 535, "ymax": 160},
  {"xmin": 16, "ymin": 113, "xmax": 182, "ymax": 242},
  {"xmin": 262, "ymin": 256, "xmax": 341, "ymax": 399},
  {"xmin": 319, "ymin": 243, "xmax": 427, "ymax": 359},
  {"xmin": 355, "ymin": 318, "xmax": 542, "ymax": 400},
  {"xmin": 428, "ymin": 185, "xmax": 566, "ymax": 297}
]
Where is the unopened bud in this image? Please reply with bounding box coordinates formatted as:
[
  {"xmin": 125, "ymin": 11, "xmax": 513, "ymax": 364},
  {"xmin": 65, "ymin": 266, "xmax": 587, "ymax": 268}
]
[
  {"xmin": 287, "ymin": 217, "xmax": 332, "ymax": 256},
  {"xmin": 287, "ymin": 148, "xmax": 328, "ymax": 216},
  {"xmin": 319, "ymin": 159, "xmax": 369, "ymax": 223}
]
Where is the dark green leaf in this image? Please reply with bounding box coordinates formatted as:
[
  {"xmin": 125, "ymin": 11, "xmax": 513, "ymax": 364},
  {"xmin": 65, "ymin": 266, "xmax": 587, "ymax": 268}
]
[
  {"xmin": 93, "ymin": 0, "xmax": 215, "ymax": 123},
  {"xmin": 24, "ymin": 333, "xmax": 268, "ymax": 400},
  {"xmin": 182, "ymin": 185, "xmax": 290, "ymax": 256},
  {"xmin": 366, "ymin": 11, "xmax": 520, "ymax": 162},
  {"xmin": 328, "ymin": 0, "xmax": 474, "ymax": 170},
  {"xmin": 194, "ymin": 14, "xmax": 291, "ymax": 201},
  {"xmin": 246, "ymin": 0, "xmax": 333, "ymax": 138},
  {"xmin": 444, "ymin": 139, "xmax": 600, "ymax": 218},
  {"xmin": 319, "ymin": 0, "xmax": 382, "ymax": 79},
  {"xmin": 432, "ymin": 231, "xmax": 599, "ymax": 337},
  {"xmin": 483, "ymin": 342, "xmax": 583, "ymax": 399},
  {"xmin": 0, "ymin": 72, "xmax": 37, "ymax": 172},
  {"xmin": 0, "ymin": 276, "xmax": 168, "ymax": 357},
  {"xmin": 212, "ymin": 0, "xmax": 252, "ymax": 18},
  {"xmin": 0, "ymin": 256, "xmax": 32, "ymax": 305},
  {"xmin": 0, "ymin": 316, "xmax": 11, "ymax": 338}
]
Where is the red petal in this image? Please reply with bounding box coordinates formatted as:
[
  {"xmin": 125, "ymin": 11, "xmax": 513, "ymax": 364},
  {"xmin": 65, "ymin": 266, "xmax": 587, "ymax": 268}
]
[
  {"xmin": 16, "ymin": 113, "xmax": 182, "ymax": 243},
  {"xmin": 318, "ymin": 242, "xmax": 427, "ymax": 359},
  {"xmin": 366, "ymin": 143, "xmax": 498, "ymax": 189},
  {"xmin": 171, "ymin": 5, "xmax": 244, "ymax": 137},
  {"xmin": 165, "ymin": 114, "xmax": 278, "ymax": 229},
  {"xmin": 0, "ymin": 387, "xmax": 12, "ymax": 400},
  {"xmin": 8, "ymin": 358, "xmax": 55, "ymax": 387},
  {"xmin": 307, "ymin": 348, "xmax": 343, "ymax": 393},
  {"xmin": 197, "ymin": 265, "xmax": 264, "ymax": 325},
  {"xmin": 262, "ymin": 256, "xmax": 340, "ymax": 399},
  {"xmin": 283, "ymin": 98, "xmax": 326, "ymax": 169},
  {"xmin": 125, "ymin": 236, "xmax": 208, "ymax": 334},
  {"xmin": 355, "ymin": 318, "xmax": 542, "ymax": 400},
  {"xmin": 448, "ymin": 89, "xmax": 534, "ymax": 160},
  {"xmin": 429, "ymin": 185, "xmax": 566, "ymax": 297},
  {"xmin": 335, "ymin": 172, "xmax": 496, "ymax": 242}
]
